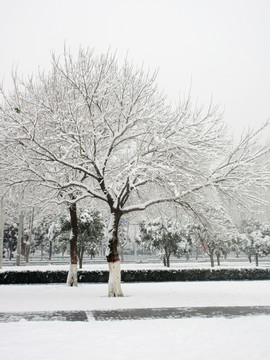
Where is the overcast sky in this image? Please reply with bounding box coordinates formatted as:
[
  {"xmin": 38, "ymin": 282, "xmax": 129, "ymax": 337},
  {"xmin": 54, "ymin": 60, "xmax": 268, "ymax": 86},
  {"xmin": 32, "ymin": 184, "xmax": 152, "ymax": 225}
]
[{"xmin": 1, "ymin": 0, "xmax": 270, "ymax": 136}]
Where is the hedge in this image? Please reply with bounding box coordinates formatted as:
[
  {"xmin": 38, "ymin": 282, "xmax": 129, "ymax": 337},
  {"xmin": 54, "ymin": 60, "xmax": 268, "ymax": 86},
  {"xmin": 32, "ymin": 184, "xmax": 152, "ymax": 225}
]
[{"xmin": 1, "ymin": 267, "xmax": 270, "ymax": 284}]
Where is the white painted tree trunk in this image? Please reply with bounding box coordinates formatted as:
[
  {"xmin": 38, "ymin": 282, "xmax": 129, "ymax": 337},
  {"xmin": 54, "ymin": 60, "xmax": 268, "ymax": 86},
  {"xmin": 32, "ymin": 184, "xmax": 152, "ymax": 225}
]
[
  {"xmin": 108, "ymin": 260, "xmax": 123, "ymax": 297},
  {"xmin": 66, "ymin": 263, "xmax": 78, "ymax": 286}
]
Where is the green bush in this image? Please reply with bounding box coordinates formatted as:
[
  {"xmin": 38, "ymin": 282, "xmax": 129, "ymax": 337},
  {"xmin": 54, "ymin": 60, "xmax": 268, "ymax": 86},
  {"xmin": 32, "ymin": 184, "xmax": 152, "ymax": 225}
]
[{"xmin": 1, "ymin": 267, "xmax": 270, "ymax": 284}]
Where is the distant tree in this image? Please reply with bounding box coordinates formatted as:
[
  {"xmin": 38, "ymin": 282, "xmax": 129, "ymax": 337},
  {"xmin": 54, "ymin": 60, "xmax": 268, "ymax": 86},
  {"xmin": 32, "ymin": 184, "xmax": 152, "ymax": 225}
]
[
  {"xmin": 118, "ymin": 216, "xmax": 132, "ymax": 262},
  {"xmin": 33, "ymin": 217, "xmax": 52, "ymax": 260},
  {"xmin": 189, "ymin": 224, "xmax": 211, "ymax": 263},
  {"xmin": 189, "ymin": 206, "xmax": 237, "ymax": 267},
  {"xmin": 175, "ymin": 226, "xmax": 193, "ymax": 261},
  {"xmin": 230, "ymin": 236, "xmax": 242, "ymax": 258},
  {"xmin": 56, "ymin": 209, "xmax": 104, "ymax": 269},
  {"xmin": 138, "ymin": 219, "xmax": 189, "ymax": 267},
  {"xmin": 4, "ymin": 223, "xmax": 18, "ymax": 260},
  {"xmin": 77, "ymin": 209, "xmax": 104, "ymax": 268},
  {"xmin": 239, "ymin": 219, "xmax": 270, "ymax": 266},
  {"xmin": 214, "ymin": 237, "xmax": 232, "ymax": 266}
]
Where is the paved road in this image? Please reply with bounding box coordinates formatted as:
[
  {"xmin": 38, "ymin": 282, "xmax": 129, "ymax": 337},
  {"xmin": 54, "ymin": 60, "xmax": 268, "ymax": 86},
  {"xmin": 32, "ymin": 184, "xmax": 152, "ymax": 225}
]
[{"xmin": 1, "ymin": 306, "xmax": 270, "ymax": 322}]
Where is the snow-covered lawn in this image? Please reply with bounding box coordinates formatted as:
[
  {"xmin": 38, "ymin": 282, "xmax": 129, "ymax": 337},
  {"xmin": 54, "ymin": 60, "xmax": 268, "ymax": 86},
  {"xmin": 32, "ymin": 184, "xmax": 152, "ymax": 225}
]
[
  {"xmin": 1, "ymin": 260, "xmax": 268, "ymax": 272},
  {"xmin": 1, "ymin": 280, "xmax": 270, "ymax": 359},
  {"xmin": 1, "ymin": 281, "xmax": 270, "ymax": 311}
]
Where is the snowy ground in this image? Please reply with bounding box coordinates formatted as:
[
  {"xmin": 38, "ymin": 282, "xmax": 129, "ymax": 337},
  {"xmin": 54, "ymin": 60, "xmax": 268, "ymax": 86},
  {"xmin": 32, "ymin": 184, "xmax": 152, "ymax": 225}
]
[
  {"xmin": 2, "ymin": 281, "xmax": 270, "ymax": 311},
  {"xmin": 1, "ymin": 259, "xmax": 269, "ymax": 272},
  {"xmin": 1, "ymin": 280, "xmax": 270, "ymax": 360}
]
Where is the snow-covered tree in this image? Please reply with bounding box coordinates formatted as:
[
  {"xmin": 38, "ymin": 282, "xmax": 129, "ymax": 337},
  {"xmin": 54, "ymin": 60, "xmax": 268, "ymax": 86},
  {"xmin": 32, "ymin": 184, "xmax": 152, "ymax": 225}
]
[
  {"xmin": 138, "ymin": 219, "xmax": 190, "ymax": 267},
  {"xmin": 56, "ymin": 209, "xmax": 104, "ymax": 269},
  {"xmin": 78, "ymin": 209, "xmax": 104, "ymax": 266},
  {"xmin": 118, "ymin": 215, "xmax": 132, "ymax": 262},
  {"xmin": 189, "ymin": 206, "xmax": 238, "ymax": 267},
  {"xmin": 33, "ymin": 218, "xmax": 49, "ymax": 259},
  {"xmin": 1, "ymin": 47, "xmax": 269, "ymax": 295},
  {"xmin": 47, "ymin": 221, "xmax": 59, "ymax": 262},
  {"xmin": 239, "ymin": 219, "xmax": 270, "ymax": 266},
  {"xmin": 3, "ymin": 223, "xmax": 17, "ymax": 261},
  {"xmin": 230, "ymin": 236, "xmax": 242, "ymax": 258},
  {"xmin": 33, "ymin": 216, "xmax": 56, "ymax": 260},
  {"xmin": 175, "ymin": 226, "xmax": 194, "ymax": 261}
]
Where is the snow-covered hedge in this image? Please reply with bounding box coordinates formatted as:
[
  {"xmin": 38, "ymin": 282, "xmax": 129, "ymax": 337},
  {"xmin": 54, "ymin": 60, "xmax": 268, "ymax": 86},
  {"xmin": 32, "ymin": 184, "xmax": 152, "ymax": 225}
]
[
  {"xmin": 0, "ymin": 269, "xmax": 109, "ymax": 284},
  {"xmin": 122, "ymin": 268, "xmax": 270, "ymax": 282},
  {"xmin": 1, "ymin": 268, "xmax": 270, "ymax": 284}
]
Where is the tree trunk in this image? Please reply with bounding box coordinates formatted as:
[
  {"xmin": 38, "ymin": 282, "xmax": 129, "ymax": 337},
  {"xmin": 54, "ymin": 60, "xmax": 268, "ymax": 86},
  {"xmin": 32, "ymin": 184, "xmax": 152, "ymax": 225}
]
[
  {"xmin": 248, "ymin": 255, "xmax": 252, "ymax": 263},
  {"xmin": 106, "ymin": 211, "xmax": 123, "ymax": 297},
  {"xmin": 16, "ymin": 212, "xmax": 24, "ymax": 266},
  {"xmin": 210, "ymin": 251, "xmax": 215, "ymax": 267},
  {"xmin": 163, "ymin": 255, "xmax": 167, "ymax": 267},
  {"xmin": 134, "ymin": 241, "xmax": 137, "ymax": 258},
  {"xmin": 255, "ymin": 253, "xmax": 259, "ymax": 267},
  {"xmin": 166, "ymin": 253, "xmax": 170, "ymax": 267},
  {"xmin": 216, "ymin": 253, "xmax": 221, "ymax": 266},
  {"xmin": 66, "ymin": 203, "xmax": 78, "ymax": 286},
  {"xmin": 48, "ymin": 241, "xmax": 53, "ymax": 261},
  {"xmin": 78, "ymin": 245, "xmax": 84, "ymax": 269},
  {"xmin": 25, "ymin": 236, "xmax": 30, "ymax": 265},
  {"xmin": 25, "ymin": 208, "xmax": 34, "ymax": 266}
]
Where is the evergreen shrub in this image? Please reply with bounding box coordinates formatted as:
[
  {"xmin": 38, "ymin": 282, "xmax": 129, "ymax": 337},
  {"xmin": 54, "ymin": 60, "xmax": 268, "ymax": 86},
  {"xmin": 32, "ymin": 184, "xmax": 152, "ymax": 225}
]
[{"xmin": 1, "ymin": 267, "xmax": 270, "ymax": 284}]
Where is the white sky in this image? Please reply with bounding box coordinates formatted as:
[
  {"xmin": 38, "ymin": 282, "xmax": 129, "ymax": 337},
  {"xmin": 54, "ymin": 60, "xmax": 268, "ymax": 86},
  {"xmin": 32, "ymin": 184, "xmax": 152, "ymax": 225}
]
[{"xmin": 1, "ymin": 0, "xmax": 270, "ymax": 136}]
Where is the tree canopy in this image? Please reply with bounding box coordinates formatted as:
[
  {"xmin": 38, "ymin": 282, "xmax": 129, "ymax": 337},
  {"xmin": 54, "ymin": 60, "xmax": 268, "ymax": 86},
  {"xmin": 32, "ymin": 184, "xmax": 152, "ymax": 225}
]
[{"xmin": 0, "ymin": 47, "xmax": 269, "ymax": 295}]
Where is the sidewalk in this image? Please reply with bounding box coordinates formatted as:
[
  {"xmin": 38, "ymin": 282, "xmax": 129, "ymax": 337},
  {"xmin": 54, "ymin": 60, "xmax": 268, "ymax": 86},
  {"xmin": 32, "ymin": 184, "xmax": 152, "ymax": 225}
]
[{"xmin": 1, "ymin": 306, "xmax": 270, "ymax": 322}]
